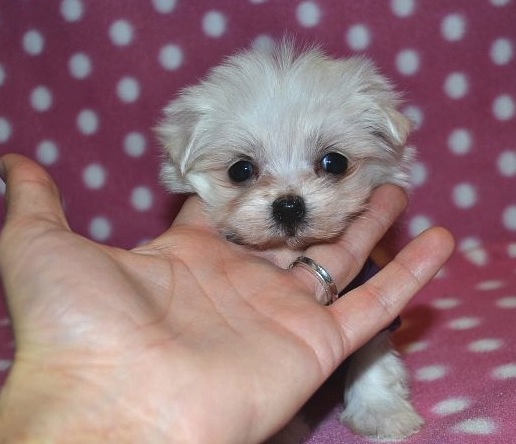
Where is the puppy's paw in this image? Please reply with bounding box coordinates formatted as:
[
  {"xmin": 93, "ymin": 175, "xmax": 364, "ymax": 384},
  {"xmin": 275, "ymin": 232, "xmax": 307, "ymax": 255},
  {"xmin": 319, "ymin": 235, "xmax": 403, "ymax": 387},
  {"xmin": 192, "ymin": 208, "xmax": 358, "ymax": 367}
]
[{"xmin": 340, "ymin": 399, "xmax": 423, "ymax": 440}]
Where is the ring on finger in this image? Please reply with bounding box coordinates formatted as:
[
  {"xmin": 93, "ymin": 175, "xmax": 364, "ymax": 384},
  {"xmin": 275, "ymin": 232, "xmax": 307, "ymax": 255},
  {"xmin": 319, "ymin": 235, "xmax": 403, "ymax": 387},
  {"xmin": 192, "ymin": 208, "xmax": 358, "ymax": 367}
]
[{"xmin": 289, "ymin": 256, "xmax": 339, "ymax": 305}]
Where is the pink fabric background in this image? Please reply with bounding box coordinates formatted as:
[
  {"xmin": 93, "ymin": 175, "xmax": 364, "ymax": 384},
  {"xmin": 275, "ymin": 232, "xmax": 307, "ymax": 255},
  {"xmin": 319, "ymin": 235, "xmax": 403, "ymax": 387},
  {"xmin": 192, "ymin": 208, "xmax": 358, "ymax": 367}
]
[{"xmin": 1, "ymin": 1, "xmax": 515, "ymax": 442}]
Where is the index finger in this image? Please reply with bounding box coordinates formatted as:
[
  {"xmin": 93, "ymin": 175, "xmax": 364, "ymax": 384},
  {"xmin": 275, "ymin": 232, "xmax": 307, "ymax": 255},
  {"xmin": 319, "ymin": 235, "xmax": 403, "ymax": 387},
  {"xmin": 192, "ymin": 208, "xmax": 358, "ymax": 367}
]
[
  {"xmin": 303, "ymin": 184, "xmax": 408, "ymax": 293},
  {"xmin": 331, "ymin": 226, "xmax": 455, "ymax": 349}
]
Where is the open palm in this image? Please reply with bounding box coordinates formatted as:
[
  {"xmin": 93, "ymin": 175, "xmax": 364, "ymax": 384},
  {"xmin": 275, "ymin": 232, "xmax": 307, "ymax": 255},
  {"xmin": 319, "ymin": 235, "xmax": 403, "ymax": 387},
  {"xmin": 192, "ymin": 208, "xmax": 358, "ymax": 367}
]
[{"xmin": 0, "ymin": 154, "xmax": 454, "ymax": 443}]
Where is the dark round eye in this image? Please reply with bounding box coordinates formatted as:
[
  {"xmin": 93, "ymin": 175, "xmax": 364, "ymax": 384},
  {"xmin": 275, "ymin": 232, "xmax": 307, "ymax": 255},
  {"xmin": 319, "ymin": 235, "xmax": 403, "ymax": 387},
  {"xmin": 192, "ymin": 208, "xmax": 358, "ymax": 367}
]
[
  {"xmin": 320, "ymin": 152, "xmax": 348, "ymax": 175},
  {"xmin": 228, "ymin": 160, "xmax": 255, "ymax": 183}
]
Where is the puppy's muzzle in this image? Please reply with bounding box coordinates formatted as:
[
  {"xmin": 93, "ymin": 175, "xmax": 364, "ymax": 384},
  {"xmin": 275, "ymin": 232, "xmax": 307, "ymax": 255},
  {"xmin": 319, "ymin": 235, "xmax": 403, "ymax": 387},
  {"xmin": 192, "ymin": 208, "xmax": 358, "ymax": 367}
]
[{"xmin": 272, "ymin": 195, "xmax": 306, "ymax": 236}]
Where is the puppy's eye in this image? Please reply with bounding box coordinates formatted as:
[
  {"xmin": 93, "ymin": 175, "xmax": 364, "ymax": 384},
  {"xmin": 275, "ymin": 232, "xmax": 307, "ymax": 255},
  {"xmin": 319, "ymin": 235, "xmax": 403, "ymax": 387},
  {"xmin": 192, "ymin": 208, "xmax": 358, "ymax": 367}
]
[
  {"xmin": 320, "ymin": 152, "xmax": 348, "ymax": 175},
  {"xmin": 228, "ymin": 160, "xmax": 255, "ymax": 183}
]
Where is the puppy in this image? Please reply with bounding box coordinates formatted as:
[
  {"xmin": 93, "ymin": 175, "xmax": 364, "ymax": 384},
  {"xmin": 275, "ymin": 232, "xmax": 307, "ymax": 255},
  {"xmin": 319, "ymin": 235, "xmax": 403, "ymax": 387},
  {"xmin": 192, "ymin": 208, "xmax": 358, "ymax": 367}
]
[{"xmin": 157, "ymin": 41, "xmax": 422, "ymax": 441}]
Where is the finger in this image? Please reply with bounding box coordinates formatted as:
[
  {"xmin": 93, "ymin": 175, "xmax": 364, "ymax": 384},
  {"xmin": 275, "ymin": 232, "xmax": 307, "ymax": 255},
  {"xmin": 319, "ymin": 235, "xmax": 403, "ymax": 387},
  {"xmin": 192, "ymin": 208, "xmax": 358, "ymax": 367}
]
[
  {"xmin": 331, "ymin": 226, "xmax": 455, "ymax": 350},
  {"xmin": 135, "ymin": 195, "xmax": 220, "ymax": 252},
  {"xmin": 290, "ymin": 185, "xmax": 408, "ymax": 300},
  {"xmin": 171, "ymin": 195, "xmax": 213, "ymax": 230},
  {"xmin": 0, "ymin": 154, "xmax": 69, "ymax": 230}
]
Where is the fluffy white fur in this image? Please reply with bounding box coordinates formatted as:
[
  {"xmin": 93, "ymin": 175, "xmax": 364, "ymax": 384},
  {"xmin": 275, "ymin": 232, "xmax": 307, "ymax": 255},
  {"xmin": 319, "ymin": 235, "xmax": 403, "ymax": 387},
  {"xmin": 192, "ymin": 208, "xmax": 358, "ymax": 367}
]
[{"xmin": 157, "ymin": 41, "xmax": 422, "ymax": 441}]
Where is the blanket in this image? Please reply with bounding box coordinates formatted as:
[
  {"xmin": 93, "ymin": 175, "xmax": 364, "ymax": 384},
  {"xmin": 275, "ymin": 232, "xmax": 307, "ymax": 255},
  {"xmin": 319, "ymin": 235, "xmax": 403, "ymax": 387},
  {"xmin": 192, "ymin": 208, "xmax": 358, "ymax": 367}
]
[{"xmin": 1, "ymin": 1, "xmax": 515, "ymax": 442}]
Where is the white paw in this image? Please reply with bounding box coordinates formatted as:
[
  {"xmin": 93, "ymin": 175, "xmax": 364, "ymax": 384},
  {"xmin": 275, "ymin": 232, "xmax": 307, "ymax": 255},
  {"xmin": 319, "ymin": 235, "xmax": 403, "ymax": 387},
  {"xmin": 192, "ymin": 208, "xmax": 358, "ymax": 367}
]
[{"xmin": 340, "ymin": 399, "xmax": 424, "ymax": 440}]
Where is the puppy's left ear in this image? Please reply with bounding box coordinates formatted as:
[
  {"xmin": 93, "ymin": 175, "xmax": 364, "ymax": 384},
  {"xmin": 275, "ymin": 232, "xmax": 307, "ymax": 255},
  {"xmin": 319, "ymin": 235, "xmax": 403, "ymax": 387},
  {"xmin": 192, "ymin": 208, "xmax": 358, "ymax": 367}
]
[
  {"xmin": 377, "ymin": 106, "xmax": 412, "ymax": 148},
  {"xmin": 349, "ymin": 57, "xmax": 412, "ymax": 148},
  {"xmin": 156, "ymin": 94, "xmax": 206, "ymax": 193}
]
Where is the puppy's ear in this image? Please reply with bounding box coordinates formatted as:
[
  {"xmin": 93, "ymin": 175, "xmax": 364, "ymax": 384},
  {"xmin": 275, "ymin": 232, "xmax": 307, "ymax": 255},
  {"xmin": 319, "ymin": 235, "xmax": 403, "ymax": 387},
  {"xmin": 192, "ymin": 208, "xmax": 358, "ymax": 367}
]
[
  {"xmin": 374, "ymin": 106, "xmax": 412, "ymax": 148},
  {"xmin": 347, "ymin": 57, "xmax": 411, "ymax": 148},
  {"xmin": 156, "ymin": 96, "xmax": 205, "ymax": 193}
]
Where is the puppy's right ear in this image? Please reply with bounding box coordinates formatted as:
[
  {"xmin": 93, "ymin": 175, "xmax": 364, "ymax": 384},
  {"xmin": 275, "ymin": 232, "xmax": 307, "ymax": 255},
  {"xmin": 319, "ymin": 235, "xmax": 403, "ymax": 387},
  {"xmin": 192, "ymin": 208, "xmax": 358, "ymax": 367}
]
[{"xmin": 156, "ymin": 96, "xmax": 204, "ymax": 193}]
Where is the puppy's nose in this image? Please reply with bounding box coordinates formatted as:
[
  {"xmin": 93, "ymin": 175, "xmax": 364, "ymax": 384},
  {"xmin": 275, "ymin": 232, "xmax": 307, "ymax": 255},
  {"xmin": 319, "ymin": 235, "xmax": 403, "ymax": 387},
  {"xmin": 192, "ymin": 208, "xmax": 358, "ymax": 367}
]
[{"xmin": 272, "ymin": 195, "xmax": 306, "ymax": 234}]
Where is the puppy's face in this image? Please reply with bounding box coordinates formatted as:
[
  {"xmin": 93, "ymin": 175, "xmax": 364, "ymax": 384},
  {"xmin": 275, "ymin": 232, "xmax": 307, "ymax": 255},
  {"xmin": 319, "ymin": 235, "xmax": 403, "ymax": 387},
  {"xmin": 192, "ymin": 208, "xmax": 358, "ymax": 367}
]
[{"xmin": 157, "ymin": 43, "xmax": 413, "ymax": 249}]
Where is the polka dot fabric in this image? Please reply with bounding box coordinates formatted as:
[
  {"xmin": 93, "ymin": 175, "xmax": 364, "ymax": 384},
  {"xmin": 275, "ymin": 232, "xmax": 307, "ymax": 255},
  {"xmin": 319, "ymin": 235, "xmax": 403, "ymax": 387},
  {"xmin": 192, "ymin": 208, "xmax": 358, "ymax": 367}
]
[{"xmin": 0, "ymin": 1, "xmax": 515, "ymax": 442}]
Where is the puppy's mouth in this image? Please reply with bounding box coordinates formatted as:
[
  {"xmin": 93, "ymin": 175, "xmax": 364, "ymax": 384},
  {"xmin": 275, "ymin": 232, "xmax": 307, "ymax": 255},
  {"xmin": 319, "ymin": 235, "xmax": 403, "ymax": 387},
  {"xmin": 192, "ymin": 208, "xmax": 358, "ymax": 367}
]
[
  {"xmin": 222, "ymin": 195, "xmax": 357, "ymax": 250},
  {"xmin": 222, "ymin": 194, "xmax": 314, "ymax": 249},
  {"xmin": 224, "ymin": 225, "xmax": 336, "ymax": 250}
]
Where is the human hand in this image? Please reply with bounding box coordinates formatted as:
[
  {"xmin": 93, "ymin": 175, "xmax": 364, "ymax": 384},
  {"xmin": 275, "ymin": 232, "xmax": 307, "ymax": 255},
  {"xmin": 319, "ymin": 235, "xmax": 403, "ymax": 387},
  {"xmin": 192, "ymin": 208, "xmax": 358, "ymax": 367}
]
[{"xmin": 0, "ymin": 154, "xmax": 454, "ymax": 443}]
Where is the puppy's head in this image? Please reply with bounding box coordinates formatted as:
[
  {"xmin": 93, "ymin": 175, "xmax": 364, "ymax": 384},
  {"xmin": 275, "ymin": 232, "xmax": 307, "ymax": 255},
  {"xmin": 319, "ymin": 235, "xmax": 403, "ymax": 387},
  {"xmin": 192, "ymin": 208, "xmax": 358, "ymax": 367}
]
[{"xmin": 157, "ymin": 41, "xmax": 413, "ymax": 249}]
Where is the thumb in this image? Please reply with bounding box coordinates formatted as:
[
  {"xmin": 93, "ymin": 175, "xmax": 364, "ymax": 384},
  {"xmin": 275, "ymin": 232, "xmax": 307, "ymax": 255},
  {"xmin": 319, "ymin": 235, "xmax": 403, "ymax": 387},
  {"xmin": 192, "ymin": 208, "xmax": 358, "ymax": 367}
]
[{"xmin": 0, "ymin": 154, "xmax": 70, "ymax": 231}]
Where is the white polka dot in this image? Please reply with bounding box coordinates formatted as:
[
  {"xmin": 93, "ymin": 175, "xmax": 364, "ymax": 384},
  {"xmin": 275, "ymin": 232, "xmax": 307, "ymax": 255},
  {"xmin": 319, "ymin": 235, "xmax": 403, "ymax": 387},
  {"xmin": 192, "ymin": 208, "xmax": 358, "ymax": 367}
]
[
  {"xmin": 448, "ymin": 128, "xmax": 472, "ymax": 155},
  {"xmin": 462, "ymin": 244, "xmax": 482, "ymax": 266},
  {"xmin": 117, "ymin": 77, "xmax": 140, "ymax": 103},
  {"xmin": 89, "ymin": 216, "xmax": 112, "ymax": 241},
  {"xmin": 124, "ymin": 132, "xmax": 147, "ymax": 157},
  {"xmin": 502, "ymin": 205, "xmax": 516, "ymax": 230},
  {"xmin": 296, "ymin": 1, "xmax": 322, "ymax": 27},
  {"xmin": 463, "ymin": 247, "xmax": 489, "ymax": 266},
  {"xmin": 0, "ymin": 64, "xmax": 5, "ymax": 86},
  {"xmin": 490, "ymin": 38, "xmax": 513, "ymax": 65},
  {"xmin": 0, "ymin": 180, "xmax": 5, "ymax": 196},
  {"xmin": 346, "ymin": 24, "xmax": 371, "ymax": 51},
  {"xmin": 159, "ymin": 44, "xmax": 183, "ymax": 70},
  {"xmin": 36, "ymin": 140, "xmax": 59, "ymax": 165},
  {"xmin": 432, "ymin": 397, "xmax": 470, "ymax": 415},
  {"xmin": 452, "ymin": 418, "xmax": 496, "ymax": 435},
  {"xmin": 496, "ymin": 296, "xmax": 516, "ymax": 308},
  {"xmin": 408, "ymin": 214, "xmax": 433, "ymax": 237},
  {"xmin": 252, "ymin": 34, "xmax": 276, "ymax": 51},
  {"xmin": 60, "ymin": 0, "xmax": 84, "ymax": 22},
  {"xmin": 402, "ymin": 340, "xmax": 429, "ymax": 353},
  {"xmin": 22, "ymin": 29, "xmax": 45, "ymax": 55},
  {"xmin": 0, "ymin": 359, "xmax": 12, "ymax": 372},
  {"xmin": 441, "ymin": 14, "xmax": 466, "ymax": 41},
  {"xmin": 390, "ymin": 0, "xmax": 415, "ymax": 17},
  {"xmin": 410, "ymin": 161, "xmax": 427, "ymax": 187},
  {"xmin": 152, "ymin": 0, "xmax": 177, "ymax": 13},
  {"xmin": 69, "ymin": 53, "xmax": 92, "ymax": 79},
  {"xmin": 476, "ymin": 279, "xmax": 504, "ymax": 291},
  {"xmin": 30, "ymin": 86, "xmax": 53, "ymax": 112},
  {"xmin": 402, "ymin": 105, "xmax": 424, "ymax": 130},
  {"xmin": 415, "ymin": 364, "xmax": 447, "ymax": 381},
  {"xmin": 492, "ymin": 94, "xmax": 515, "ymax": 120},
  {"xmin": 202, "ymin": 10, "xmax": 227, "ymax": 38},
  {"xmin": 508, "ymin": 242, "xmax": 516, "ymax": 257},
  {"xmin": 77, "ymin": 109, "xmax": 99, "ymax": 135},
  {"xmin": 468, "ymin": 338, "xmax": 503, "ymax": 352},
  {"xmin": 490, "ymin": 0, "xmax": 511, "ymax": 6},
  {"xmin": 131, "ymin": 186, "xmax": 154, "ymax": 211},
  {"xmin": 448, "ymin": 316, "xmax": 481, "ymax": 330},
  {"xmin": 432, "ymin": 298, "xmax": 461, "ymax": 309},
  {"xmin": 109, "ymin": 19, "xmax": 134, "ymax": 46},
  {"xmin": 492, "ymin": 362, "xmax": 516, "ymax": 379},
  {"xmin": 444, "ymin": 72, "xmax": 469, "ymax": 99},
  {"xmin": 395, "ymin": 49, "xmax": 420, "ymax": 76},
  {"xmin": 83, "ymin": 164, "xmax": 107, "ymax": 189},
  {"xmin": 452, "ymin": 183, "xmax": 477, "ymax": 209},
  {"xmin": 249, "ymin": 0, "xmax": 268, "ymax": 3},
  {"xmin": 0, "ymin": 117, "xmax": 12, "ymax": 143},
  {"xmin": 497, "ymin": 150, "xmax": 516, "ymax": 176},
  {"xmin": 460, "ymin": 237, "xmax": 481, "ymax": 251}
]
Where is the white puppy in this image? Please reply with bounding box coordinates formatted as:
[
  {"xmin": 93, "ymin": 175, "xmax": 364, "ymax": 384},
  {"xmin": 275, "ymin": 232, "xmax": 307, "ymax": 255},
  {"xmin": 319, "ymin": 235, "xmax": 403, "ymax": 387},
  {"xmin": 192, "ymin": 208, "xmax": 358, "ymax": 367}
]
[{"xmin": 157, "ymin": 41, "xmax": 423, "ymax": 441}]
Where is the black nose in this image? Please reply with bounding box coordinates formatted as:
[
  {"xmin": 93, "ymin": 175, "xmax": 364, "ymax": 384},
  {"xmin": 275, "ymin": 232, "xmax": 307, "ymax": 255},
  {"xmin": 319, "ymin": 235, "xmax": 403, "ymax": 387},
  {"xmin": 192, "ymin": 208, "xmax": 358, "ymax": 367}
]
[{"xmin": 272, "ymin": 195, "xmax": 306, "ymax": 234}]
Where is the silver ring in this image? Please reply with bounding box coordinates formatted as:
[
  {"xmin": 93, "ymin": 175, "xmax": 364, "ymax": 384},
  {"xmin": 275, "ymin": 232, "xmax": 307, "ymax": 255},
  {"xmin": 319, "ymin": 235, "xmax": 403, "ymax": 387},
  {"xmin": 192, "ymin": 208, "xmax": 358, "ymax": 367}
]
[{"xmin": 289, "ymin": 256, "xmax": 339, "ymax": 305}]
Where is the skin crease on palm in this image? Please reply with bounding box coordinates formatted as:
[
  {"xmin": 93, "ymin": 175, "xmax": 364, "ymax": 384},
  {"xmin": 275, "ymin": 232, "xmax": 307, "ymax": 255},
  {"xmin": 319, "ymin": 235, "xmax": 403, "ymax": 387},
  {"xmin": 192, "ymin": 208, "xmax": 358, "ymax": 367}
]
[{"xmin": 0, "ymin": 154, "xmax": 454, "ymax": 443}]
